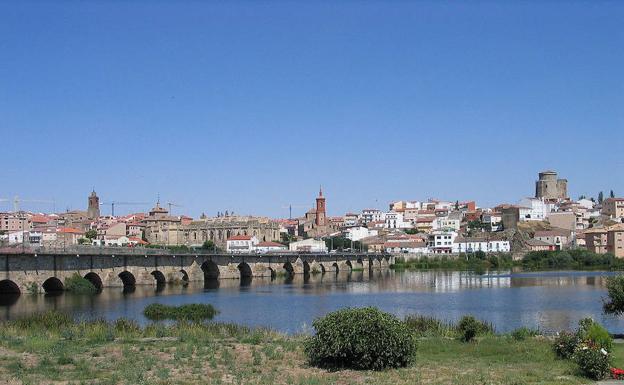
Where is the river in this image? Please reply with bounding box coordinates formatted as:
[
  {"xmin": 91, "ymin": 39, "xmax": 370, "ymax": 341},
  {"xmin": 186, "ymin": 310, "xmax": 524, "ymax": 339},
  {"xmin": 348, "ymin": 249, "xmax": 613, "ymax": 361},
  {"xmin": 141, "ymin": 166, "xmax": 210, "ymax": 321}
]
[{"xmin": 1, "ymin": 269, "xmax": 623, "ymax": 334}]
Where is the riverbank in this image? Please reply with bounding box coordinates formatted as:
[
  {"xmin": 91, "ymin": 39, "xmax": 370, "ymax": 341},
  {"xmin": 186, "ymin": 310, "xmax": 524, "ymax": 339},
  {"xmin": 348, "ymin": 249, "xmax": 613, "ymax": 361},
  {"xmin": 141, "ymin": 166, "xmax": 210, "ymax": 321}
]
[{"xmin": 0, "ymin": 312, "xmax": 620, "ymax": 384}]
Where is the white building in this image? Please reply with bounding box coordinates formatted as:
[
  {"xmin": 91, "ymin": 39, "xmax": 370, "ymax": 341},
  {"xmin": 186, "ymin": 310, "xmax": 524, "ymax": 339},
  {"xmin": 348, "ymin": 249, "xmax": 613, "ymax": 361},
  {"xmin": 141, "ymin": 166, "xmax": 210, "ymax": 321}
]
[
  {"xmin": 384, "ymin": 241, "xmax": 428, "ymax": 254},
  {"xmin": 345, "ymin": 226, "xmax": 378, "ymax": 242},
  {"xmin": 384, "ymin": 212, "xmax": 412, "ymax": 229},
  {"xmin": 226, "ymin": 235, "xmax": 258, "ymax": 253},
  {"xmin": 518, "ymin": 198, "xmax": 556, "ymax": 221},
  {"xmin": 289, "ymin": 238, "xmax": 327, "ymax": 253},
  {"xmin": 481, "ymin": 212, "xmax": 503, "ymax": 231},
  {"xmin": 361, "ymin": 209, "xmax": 383, "ymax": 224},
  {"xmin": 254, "ymin": 241, "xmax": 287, "ymax": 254},
  {"xmin": 432, "ymin": 217, "xmax": 461, "ymax": 232},
  {"xmin": 427, "ymin": 230, "xmax": 457, "ymax": 254},
  {"xmin": 453, "ymin": 236, "xmax": 511, "ymax": 253}
]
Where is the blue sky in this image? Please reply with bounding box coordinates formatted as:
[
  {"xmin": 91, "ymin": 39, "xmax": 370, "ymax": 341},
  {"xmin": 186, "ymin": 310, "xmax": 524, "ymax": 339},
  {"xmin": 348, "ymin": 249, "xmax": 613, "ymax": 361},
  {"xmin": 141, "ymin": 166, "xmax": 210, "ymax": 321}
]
[{"xmin": 1, "ymin": 1, "xmax": 622, "ymax": 217}]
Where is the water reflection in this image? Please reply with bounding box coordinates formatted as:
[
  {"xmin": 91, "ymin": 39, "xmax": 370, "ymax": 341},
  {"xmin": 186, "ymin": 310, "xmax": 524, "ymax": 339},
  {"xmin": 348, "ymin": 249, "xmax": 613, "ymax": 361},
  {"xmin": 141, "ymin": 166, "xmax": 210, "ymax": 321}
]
[{"xmin": 1, "ymin": 270, "xmax": 623, "ymax": 334}]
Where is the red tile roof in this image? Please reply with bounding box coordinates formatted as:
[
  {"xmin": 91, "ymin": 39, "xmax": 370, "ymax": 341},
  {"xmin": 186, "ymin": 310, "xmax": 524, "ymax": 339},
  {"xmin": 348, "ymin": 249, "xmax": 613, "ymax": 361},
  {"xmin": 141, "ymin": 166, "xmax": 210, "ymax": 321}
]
[{"xmin": 227, "ymin": 235, "xmax": 253, "ymax": 241}]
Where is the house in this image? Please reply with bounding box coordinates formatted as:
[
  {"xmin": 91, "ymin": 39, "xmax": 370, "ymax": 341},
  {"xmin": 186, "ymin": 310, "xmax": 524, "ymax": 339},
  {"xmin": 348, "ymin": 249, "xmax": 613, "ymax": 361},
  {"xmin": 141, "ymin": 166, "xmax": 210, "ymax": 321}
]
[
  {"xmin": 481, "ymin": 212, "xmax": 503, "ymax": 231},
  {"xmin": 254, "ymin": 241, "xmax": 287, "ymax": 254},
  {"xmin": 433, "ymin": 217, "xmax": 460, "ymax": 231},
  {"xmin": 344, "ymin": 226, "xmax": 378, "ymax": 242},
  {"xmin": 288, "ymin": 238, "xmax": 327, "ymax": 253},
  {"xmin": 585, "ymin": 227, "xmax": 608, "ymax": 254},
  {"xmin": 453, "ymin": 236, "xmax": 511, "ymax": 253},
  {"xmin": 518, "ymin": 198, "xmax": 555, "ymax": 221},
  {"xmin": 226, "ymin": 235, "xmax": 258, "ymax": 253},
  {"xmin": 361, "ymin": 209, "xmax": 383, "ymax": 224},
  {"xmin": 526, "ymin": 238, "xmax": 556, "ymax": 251},
  {"xmin": 602, "ymin": 198, "xmax": 624, "ymax": 219},
  {"xmin": 427, "ymin": 231, "xmax": 457, "ymax": 254},
  {"xmin": 384, "ymin": 241, "xmax": 428, "ymax": 254},
  {"xmin": 607, "ymin": 224, "xmax": 624, "ymax": 258},
  {"xmin": 533, "ymin": 229, "xmax": 571, "ymax": 250}
]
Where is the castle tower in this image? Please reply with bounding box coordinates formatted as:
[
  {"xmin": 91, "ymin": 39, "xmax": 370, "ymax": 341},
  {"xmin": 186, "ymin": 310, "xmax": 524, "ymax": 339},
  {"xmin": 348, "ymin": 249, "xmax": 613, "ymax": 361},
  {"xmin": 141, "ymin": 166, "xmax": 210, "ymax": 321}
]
[
  {"xmin": 315, "ymin": 186, "xmax": 326, "ymax": 226},
  {"xmin": 535, "ymin": 170, "xmax": 568, "ymax": 200},
  {"xmin": 87, "ymin": 190, "xmax": 100, "ymax": 219}
]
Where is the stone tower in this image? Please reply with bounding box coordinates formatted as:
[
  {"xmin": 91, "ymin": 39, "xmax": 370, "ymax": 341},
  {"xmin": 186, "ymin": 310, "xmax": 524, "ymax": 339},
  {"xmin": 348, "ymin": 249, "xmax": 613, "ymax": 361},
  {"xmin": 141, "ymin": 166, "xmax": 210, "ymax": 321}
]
[
  {"xmin": 315, "ymin": 187, "xmax": 326, "ymax": 227},
  {"xmin": 535, "ymin": 171, "xmax": 568, "ymax": 200},
  {"xmin": 87, "ymin": 190, "xmax": 100, "ymax": 219}
]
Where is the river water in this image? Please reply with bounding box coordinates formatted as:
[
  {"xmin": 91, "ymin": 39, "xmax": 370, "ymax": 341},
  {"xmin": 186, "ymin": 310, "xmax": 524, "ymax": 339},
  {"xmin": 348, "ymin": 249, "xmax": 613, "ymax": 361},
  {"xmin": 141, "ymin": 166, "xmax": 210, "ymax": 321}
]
[{"xmin": 1, "ymin": 269, "xmax": 623, "ymax": 334}]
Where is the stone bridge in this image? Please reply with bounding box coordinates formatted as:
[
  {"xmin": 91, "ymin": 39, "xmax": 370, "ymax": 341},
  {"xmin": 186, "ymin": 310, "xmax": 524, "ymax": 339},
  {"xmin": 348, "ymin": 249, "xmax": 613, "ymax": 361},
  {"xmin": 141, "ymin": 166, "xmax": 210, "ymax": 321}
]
[{"xmin": 0, "ymin": 249, "xmax": 393, "ymax": 295}]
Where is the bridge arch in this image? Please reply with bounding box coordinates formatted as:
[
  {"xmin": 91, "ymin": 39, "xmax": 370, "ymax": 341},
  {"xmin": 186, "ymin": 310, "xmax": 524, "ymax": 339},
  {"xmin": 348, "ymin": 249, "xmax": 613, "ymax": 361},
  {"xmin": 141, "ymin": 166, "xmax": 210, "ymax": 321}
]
[
  {"xmin": 180, "ymin": 269, "xmax": 189, "ymax": 282},
  {"xmin": 201, "ymin": 261, "xmax": 220, "ymax": 280},
  {"xmin": 151, "ymin": 270, "xmax": 166, "ymax": 285},
  {"xmin": 283, "ymin": 262, "xmax": 294, "ymax": 276},
  {"xmin": 302, "ymin": 260, "xmax": 310, "ymax": 274},
  {"xmin": 237, "ymin": 262, "xmax": 252, "ymax": 278},
  {"xmin": 118, "ymin": 271, "xmax": 136, "ymax": 287},
  {"xmin": 332, "ymin": 262, "xmax": 339, "ymax": 273},
  {"xmin": 0, "ymin": 279, "xmax": 21, "ymax": 295},
  {"xmin": 84, "ymin": 272, "xmax": 103, "ymax": 291},
  {"xmin": 42, "ymin": 277, "xmax": 64, "ymax": 293},
  {"xmin": 345, "ymin": 260, "xmax": 353, "ymax": 270}
]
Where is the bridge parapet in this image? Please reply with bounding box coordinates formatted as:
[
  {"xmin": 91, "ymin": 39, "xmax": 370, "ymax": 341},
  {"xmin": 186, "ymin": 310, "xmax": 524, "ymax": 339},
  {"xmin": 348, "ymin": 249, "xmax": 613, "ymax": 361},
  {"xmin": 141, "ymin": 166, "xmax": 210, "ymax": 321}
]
[{"xmin": 0, "ymin": 252, "xmax": 393, "ymax": 295}]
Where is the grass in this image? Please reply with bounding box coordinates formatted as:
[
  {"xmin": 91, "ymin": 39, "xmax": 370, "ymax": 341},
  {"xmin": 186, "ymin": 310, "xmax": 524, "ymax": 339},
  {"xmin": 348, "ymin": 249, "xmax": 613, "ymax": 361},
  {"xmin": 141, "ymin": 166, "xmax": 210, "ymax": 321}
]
[
  {"xmin": 0, "ymin": 311, "xmax": 611, "ymax": 385},
  {"xmin": 143, "ymin": 303, "xmax": 219, "ymax": 321}
]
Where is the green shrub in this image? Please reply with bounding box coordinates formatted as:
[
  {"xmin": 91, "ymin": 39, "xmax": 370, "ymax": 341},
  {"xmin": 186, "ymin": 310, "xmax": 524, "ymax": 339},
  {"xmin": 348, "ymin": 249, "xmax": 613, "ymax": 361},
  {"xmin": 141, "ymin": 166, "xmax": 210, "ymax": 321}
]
[
  {"xmin": 553, "ymin": 331, "xmax": 579, "ymax": 359},
  {"xmin": 114, "ymin": 318, "xmax": 141, "ymax": 335},
  {"xmin": 143, "ymin": 303, "xmax": 218, "ymax": 322},
  {"xmin": 579, "ymin": 322, "xmax": 612, "ymax": 352},
  {"xmin": 10, "ymin": 311, "xmax": 72, "ymax": 330},
  {"xmin": 604, "ymin": 275, "xmax": 624, "ymax": 314},
  {"xmin": 574, "ymin": 342, "xmax": 611, "ymax": 380},
  {"xmin": 457, "ymin": 315, "xmax": 492, "ymax": 342},
  {"xmin": 511, "ymin": 327, "xmax": 539, "ymax": 341},
  {"xmin": 304, "ymin": 307, "xmax": 416, "ymax": 371},
  {"xmin": 404, "ymin": 315, "xmax": 454, "ymax": 337},
  {"xmin": 64, "ymin": 273, "xmax": 97, "ymax": 294}
]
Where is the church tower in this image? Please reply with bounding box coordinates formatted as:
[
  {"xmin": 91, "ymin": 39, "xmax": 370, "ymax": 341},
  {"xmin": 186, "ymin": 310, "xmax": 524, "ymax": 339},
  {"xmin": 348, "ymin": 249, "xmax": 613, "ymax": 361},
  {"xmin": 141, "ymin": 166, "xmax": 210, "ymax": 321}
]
[
  {"xmin": 87, "ymin": 190, "xmax": 100, "ymax": 219},
  {"xmin": 315, "ymin": 186, "xmax": 326, "ymax": 226}
]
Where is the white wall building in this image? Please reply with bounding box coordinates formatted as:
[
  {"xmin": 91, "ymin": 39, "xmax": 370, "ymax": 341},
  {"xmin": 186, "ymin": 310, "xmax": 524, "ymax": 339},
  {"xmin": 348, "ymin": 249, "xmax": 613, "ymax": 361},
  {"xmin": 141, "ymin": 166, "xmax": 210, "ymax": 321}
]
[
  {"xmin": 427, "ymin": 231, "xmax": 457, "ymax": 254},
  {"xmin": 289, "ymin": 238, "xmax": 327, "ymax": 253},
  {"xmin": 432, "ymin": 217, "xmax": 461, "ymax": 231},
  {"xmin": 254, "ymin": 241, "xmax": 287, "ymax": 254},
  {"xmin": 453, "ymin": 237, "xmax": 511, "ymax": 253},
  {"xmin": 518, "ymin": 198, "xmax": 555, "ymax": 221},
  {"xmin": 384, "ymin": 212, "xmax": 412, "ymax": 229},
  {"xmin": 345, "ymin": 226, "xmax": 378, "ymax": 242},
  {"xmin": 226, "ymin": 235, "xmax": 259, "ymax": 253}
]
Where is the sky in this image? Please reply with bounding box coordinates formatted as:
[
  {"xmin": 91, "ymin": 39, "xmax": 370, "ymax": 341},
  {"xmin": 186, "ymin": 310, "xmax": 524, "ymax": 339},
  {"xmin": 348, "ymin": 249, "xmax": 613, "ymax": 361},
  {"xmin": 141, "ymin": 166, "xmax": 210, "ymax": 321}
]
[{"xmin": 1, "ymin": 1, "xmax": 623, "ymax": 218}]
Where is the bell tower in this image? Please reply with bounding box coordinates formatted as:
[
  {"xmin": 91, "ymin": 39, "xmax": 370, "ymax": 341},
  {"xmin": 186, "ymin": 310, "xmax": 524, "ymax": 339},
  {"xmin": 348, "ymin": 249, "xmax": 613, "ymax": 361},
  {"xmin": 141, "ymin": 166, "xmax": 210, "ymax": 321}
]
[
  {"xmin": 315, "ymin": 186, "xmax": 326, "ymax": 226},
  {"xmin": 87, "ymin": 190, "xmax": 100, "ymax": 219}
]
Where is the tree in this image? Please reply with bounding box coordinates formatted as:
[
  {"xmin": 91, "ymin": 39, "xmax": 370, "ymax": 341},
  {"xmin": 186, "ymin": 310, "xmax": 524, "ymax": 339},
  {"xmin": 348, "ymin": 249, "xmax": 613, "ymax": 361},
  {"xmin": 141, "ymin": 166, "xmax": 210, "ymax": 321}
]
[
  {"xmin": 611, "ymin": 190, "xmax": 615, "ymax": 198},
  {"xmin": 85, "ymin": 229, "xmax": 97, "ymax": 240},
  {"xmin": 598, "ymin": 191, "xmax": 604, "ymax": 204},
  {"xmin": 201, "ymin": 240, "xmax": 216, "ymax": 250},
  {"xmin": 578, "ymin": 195, "xmax": 586, "ymax": 200},
  {"xmin": 604, "ymin": 275, "xmax": 624, "ymax": 314}
]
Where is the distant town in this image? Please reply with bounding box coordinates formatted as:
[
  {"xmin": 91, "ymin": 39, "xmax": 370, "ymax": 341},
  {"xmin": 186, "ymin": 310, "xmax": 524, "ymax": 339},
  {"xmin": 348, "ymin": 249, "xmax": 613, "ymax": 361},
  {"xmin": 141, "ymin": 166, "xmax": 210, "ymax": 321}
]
[{"xmin": 1, "ymin": 170, "xmax": 623, "ymax": 258}]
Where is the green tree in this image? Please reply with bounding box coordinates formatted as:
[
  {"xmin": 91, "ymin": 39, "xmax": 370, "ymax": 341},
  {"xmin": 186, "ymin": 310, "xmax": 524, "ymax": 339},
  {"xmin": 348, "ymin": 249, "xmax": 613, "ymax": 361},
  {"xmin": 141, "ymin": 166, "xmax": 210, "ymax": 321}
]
[
  {"xmin": 598, "ymin": 191, "xmax": 604, "ymax": 204},
  {"xmin": 604, "ymin": 275, "xmax": 624, "ymax": 314},
  {"xmin": 201, "ymin": 240, "xmax": 217, "ymax": 250},
  {"xmin": 610, "ymin": 190, "xmax": 615, "ymax": 198},
  {"xmin": 84, "ymin": 229, "xmax": 97, "ymax": 240}
]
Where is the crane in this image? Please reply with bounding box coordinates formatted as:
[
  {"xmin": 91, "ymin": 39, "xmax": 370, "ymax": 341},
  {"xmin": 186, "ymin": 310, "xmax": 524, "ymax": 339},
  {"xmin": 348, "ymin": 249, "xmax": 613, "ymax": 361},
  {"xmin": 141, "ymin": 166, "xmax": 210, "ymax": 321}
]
[
  {"xmin": 100, "ymin": 201, "xmax": 149, "ymax": 217},
  {"xmin": 167, "ymin": 202, "xmax": 183, "ymax": 215},
  {"xmin": 0, "ymin": 196, "xmax": 55, "ymax": 212},
  {"xmin": 280, "ymin": 204, "xmax": 308, "ymax": 219}
]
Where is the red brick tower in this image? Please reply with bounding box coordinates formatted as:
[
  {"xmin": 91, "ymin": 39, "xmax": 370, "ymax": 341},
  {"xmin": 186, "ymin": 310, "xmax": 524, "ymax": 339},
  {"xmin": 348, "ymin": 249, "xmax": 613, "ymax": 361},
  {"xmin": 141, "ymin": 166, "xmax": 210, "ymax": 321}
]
[{"xmin": 315, "ymin": 186, "xmax": 326, "ymax": 226}]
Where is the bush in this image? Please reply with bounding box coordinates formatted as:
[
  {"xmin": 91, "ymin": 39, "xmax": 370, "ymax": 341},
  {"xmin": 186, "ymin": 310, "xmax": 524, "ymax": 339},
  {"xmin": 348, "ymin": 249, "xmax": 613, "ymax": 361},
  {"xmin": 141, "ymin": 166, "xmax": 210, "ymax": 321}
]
[
  {"xmin": 114, "ymin": 318, "xmax": 141, "ymax": 335},
  {"xmin": 404, "ymin": 315, "xmax": 453, "ymax": 337},
  {"xmin": 578, "ymin": 321, "xmax": 612, "ymax": 352},
  {"xmin": 143, "ymin": 303, "xmax": 218, "ymax": 322},
  {"xmin": 304, "ymin": 307, "xmax": 416, "ymax": 371},
  {"xmin": 457, "ymin": 315, "xmax": 492, "ymax": 342},
  {"xmin": 575, "ymin": 342, "xmax": 610, "ymax": 380},
  {"xmin": 553, "ymin": 331, "xmax": 578, "ymax": 359},
  {"xmin": 64, "ymin": 273, "xmax": 98, "ymax": 294},
  {"xmin": 604, "ymin": 275, "xmax": 624, "ymax": 314},
  {"xmin": 10, "ymin": 311, "xmax": 73, "ymax": 330},
  {"xmin": 511, "ymin": 327, "xmax": 539, "ymax": 341}
]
